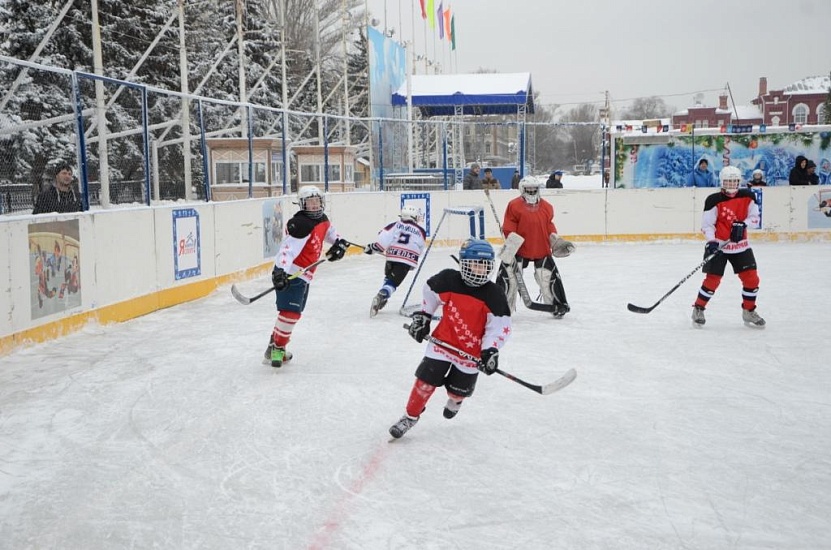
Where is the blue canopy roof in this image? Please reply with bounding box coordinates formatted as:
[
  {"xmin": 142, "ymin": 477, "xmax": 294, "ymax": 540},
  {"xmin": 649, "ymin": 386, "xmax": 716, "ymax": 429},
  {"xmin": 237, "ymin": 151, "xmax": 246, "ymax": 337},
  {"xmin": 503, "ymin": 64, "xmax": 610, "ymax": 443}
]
[{"xmin": 391, "ymin": 73, "xmax": 534, "ymax": 117}]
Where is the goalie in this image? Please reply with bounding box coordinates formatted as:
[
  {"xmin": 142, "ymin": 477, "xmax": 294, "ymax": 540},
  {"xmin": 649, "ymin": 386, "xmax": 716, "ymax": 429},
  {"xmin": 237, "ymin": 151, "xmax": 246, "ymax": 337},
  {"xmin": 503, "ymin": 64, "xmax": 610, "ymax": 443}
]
[{"xmin": 495, "ymin": 176, "xmax": 574, "ymax": 318}]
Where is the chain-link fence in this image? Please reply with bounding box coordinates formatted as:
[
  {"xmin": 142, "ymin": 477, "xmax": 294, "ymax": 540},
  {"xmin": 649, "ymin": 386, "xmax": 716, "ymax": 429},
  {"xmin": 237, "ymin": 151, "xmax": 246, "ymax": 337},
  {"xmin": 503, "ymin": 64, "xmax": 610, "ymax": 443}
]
[{"xmin": 1, "ymin": 56, "xmax": 606, "ymax": 215}]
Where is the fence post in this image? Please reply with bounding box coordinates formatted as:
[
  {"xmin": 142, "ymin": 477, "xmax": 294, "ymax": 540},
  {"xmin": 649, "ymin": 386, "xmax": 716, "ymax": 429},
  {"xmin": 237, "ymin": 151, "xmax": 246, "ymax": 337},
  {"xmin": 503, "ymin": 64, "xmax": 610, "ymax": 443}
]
[
  {"xmin": 71, "ymin": 72, "xmax": 90, "ymax": 211},
  {"xmin": 197, "ymin": 99, "xmax": 211, "ymax": 201}
]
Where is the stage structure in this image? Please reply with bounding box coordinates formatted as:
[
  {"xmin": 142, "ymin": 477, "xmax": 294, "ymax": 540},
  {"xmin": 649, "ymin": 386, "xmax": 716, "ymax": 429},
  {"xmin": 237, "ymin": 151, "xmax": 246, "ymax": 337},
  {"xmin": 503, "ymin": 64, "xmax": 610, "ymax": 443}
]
[{"xmin": 392, "ymin": 72, "xmax": 535, "ymax": 188}]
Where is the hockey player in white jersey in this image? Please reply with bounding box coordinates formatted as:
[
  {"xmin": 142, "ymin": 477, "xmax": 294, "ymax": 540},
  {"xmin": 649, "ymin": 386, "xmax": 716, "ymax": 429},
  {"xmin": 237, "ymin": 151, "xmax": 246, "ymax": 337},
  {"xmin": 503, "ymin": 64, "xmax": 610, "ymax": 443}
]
[{"xmin": 363, "ymin": 205, "xmax": 427, "ymax": 317}]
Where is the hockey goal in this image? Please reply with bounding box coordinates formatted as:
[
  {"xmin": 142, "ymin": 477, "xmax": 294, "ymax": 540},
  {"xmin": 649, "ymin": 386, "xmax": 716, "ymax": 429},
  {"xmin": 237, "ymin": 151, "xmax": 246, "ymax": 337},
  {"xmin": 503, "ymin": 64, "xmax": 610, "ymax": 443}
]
[{"xmin": 399, "ymin": 206, "xmax": 486, "ymax": 317}]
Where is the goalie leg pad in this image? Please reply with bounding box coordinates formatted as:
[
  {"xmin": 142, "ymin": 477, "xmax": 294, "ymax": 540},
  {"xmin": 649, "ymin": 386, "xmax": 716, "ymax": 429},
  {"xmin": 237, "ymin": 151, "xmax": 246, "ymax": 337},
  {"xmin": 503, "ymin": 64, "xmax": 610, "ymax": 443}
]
[
  {"xmin": 534, "ymin": 267, "xmax": 554, "ymax": 304},
  {"xmin": 496, "ymin": 263, "xmax": 518, "ymax": 312},
  {"xmin": 499, "ymin": 232, "xmax": 525, "ymax": 264}
]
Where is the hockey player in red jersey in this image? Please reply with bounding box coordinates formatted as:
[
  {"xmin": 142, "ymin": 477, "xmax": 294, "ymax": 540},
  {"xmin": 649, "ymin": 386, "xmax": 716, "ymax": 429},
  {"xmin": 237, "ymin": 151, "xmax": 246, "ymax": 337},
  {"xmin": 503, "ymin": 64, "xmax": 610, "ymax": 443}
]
[
  {"xmin": 496, "ymin": 176, "xmax": 574, "ymax": 318},
  {"xmin": 691, "ymin": 166, "xmax": 765, "ymax": 328},
  {"xmin": 364, "ymin": 205, "xmax": 427, "ymax": 317},
  {"xmin": 389, "ymin": 239, "xmax": 512, "ymax": 439},
  {"xmin": 266, "ymin": 186, "xmax": 350, "ymax": 367}
]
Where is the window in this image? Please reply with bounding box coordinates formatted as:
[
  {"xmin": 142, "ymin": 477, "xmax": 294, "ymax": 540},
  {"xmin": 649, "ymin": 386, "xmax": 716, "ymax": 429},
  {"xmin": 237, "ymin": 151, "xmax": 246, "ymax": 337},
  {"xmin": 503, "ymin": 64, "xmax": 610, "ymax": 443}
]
[
  {"xmin": 344, "ymin": 164, "xmax": 354, "ymax": 182},
  {"xmin": 215, "ymin": 161, "xmax": 267, "ymax": 185},
  {"xmin": 772, "ymin": 116, "xmax": 781, "ymax": 126},
  {"xmin": 271, "ymin": 161, "xmax": 284, "ymax": 185},
  {"xmin": 793, "ymin": 104, "xmax": 808, "ymax": 124},
  {"xmin": 817, "ymin": 104, "xmax": 827, "ymax": 124},
  {"xmin": 327, "ymin": 164, "xmax": 341, "ymax": 181},
  {"xmin": 300, "ymin": 164, "xmax": 322, "ymax": 183}
]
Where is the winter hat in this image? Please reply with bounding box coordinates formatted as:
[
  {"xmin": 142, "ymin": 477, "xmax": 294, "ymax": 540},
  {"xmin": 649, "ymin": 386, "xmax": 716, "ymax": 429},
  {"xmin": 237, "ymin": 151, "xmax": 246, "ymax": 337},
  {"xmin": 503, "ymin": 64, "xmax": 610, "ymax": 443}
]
[
  {"xmin": 806, "ymin": 160, "xmax": 817, "ymax": 169},
  {"xmin": 54, "ymin": 161, "xmax": 73, "ymax": 175},
  {"xmin": 470, "ymin": 163, "xmax": 480, "ymax": 170}
]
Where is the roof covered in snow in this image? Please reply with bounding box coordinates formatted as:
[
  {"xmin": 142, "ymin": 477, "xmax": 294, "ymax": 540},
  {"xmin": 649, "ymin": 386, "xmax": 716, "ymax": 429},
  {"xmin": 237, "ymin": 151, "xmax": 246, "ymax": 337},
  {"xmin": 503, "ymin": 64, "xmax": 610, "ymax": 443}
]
[
  {"xmin": 392, "ymin": 72, "xmax": 534, "ymax": 117},
  {"xmin": 783, "ymin": 75, "xmax": 831, "ymax": 95}
]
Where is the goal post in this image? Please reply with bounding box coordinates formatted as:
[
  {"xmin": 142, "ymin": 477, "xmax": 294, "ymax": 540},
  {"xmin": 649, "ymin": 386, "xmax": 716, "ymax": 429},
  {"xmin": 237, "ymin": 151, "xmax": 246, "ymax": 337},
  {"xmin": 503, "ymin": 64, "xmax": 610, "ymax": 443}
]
[{"xmin": 399, "ymin": 206, "xmax": 486, "ymax": 317}]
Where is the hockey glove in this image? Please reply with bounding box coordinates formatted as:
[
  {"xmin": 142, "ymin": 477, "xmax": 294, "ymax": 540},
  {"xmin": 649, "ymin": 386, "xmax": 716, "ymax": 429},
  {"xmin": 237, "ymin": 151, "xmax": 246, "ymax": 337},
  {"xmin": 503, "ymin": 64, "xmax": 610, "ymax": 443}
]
[
  {"xmin": 478, "ymin": 348, "xmax": 499, "ymax": 375},
  {"xmin": 730, "ymin": 221, "xmax": 746, "ymax": 243},
  {"xmin": 325, "ymin": 238, "xmax": 349, "ymax": 262},
  {"xmin": 272, "ymin": 266, "xmax": 289, "ymax": 291},
  {"xmin": 408, "ymin": 312, "xmax": 432, "ymax": 343},
  {"xmin": 364, "ymin": 242, "xmax": 383, "ymax": 255},
  {"xmin": 549, "ymin": 234, "xmax": 575, "ymax": 258},
  {"xmin": 704, "ymin": 241, "xmax": 720, "ymax": 257}
]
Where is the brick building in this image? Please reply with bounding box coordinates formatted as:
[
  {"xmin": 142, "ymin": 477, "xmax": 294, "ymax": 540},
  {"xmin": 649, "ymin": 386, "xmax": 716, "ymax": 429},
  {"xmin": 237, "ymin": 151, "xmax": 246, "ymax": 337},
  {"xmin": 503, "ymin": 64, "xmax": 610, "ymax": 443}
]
[{"xmin": 671, "ymin": 75, "xmax": 830, "ymax": 130}]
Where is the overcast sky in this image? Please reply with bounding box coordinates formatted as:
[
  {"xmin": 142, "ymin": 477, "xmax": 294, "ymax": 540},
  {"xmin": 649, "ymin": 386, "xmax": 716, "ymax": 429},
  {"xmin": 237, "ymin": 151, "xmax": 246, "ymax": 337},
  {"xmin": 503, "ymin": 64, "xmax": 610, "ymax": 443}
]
[{"xmin": 364, "ymin": 0, "xmax": 831, "ymax": 115}]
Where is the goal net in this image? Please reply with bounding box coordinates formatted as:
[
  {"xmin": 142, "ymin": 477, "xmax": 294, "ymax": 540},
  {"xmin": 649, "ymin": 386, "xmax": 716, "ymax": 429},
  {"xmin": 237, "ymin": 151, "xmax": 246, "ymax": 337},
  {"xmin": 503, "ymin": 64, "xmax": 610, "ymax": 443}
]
[{"xmin": 399, "ymin": 206, "xmax": 486, "ymax": 317}]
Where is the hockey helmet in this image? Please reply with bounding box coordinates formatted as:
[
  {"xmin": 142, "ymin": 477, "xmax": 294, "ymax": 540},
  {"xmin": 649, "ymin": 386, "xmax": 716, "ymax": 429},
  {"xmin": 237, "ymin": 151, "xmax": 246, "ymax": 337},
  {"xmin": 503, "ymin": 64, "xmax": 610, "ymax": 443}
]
[
  {"xmin": 719, "ymin": 166, "xmax": 742, "ymax": 196},
  {"xmin": 298, "ymin": 185, "xmax": 325, "ymax": 218},
  {"xmin": 518, "ymin": 176, "xmax": 543, "ymax": 204},
  {"xmin": 458, "ymin": 238, "xmax": 495, "ymax": 287},
  {"xmin": 400, "ymin": 204, "xmax": 422, "ymax": 223}
]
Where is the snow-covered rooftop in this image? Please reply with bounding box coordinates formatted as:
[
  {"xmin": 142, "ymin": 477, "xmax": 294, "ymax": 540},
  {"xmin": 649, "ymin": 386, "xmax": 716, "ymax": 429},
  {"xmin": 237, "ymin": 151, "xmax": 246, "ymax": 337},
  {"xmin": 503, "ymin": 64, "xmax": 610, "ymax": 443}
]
[{"xmin": 783, "ymin": 75, "xmax": 831, "ymax": 95}]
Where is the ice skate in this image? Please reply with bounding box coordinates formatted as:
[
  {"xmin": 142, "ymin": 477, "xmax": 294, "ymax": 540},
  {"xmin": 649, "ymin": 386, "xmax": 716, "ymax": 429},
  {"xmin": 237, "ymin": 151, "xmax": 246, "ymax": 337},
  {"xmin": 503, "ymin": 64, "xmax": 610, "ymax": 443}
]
[
  {"xmin": 552, "ymin": 304, "xmax": 570, "ymax": 319},
  {"xmin": 263, "ymin": 343, "xmax": 293, "ymax": 367},
  {"xmin": 369, "ymin": 291, "xmax": 389, "ymax": 318},
  {"xmin": 691, "ymin": 306, "xmax": 706, "ymax": 327},
  {"xmin": 389, "ymin": 414, "xmax": 419, "ymax": 439},
  {"xmin": 742, "ymin": 308, "xmax": 766, "ymax": 328},
  {"xmin": 443, "ymin": 398, "xmax": 462, "ymax": 419}
]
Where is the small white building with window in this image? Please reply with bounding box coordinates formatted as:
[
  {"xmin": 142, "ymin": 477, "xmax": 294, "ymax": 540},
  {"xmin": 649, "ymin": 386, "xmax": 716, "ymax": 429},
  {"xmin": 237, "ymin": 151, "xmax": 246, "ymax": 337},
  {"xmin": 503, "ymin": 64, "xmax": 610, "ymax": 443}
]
[
  {"xmin": 206, "ymin": 138, "xmax": 286, "ymax": 201},
  {"xmin": 293, "ymin": 145, "xmax": 357, "ymax": 193}
]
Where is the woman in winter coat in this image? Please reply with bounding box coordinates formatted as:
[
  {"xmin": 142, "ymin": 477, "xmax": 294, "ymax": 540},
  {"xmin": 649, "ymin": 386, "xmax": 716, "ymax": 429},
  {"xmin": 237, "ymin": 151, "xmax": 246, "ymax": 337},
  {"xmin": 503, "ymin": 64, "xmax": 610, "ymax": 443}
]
[{"xmin": 789, "ymin": 155, "xmax": 810, "ymax": 185}]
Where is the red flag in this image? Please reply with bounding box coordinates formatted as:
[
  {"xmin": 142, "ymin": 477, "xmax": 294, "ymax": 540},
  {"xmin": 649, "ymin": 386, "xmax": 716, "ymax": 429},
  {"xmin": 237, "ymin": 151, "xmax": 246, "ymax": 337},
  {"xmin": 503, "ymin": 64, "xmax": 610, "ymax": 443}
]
[{"xmin": 419, "ymin": 0, "xmax": 426, "ymax": 19}]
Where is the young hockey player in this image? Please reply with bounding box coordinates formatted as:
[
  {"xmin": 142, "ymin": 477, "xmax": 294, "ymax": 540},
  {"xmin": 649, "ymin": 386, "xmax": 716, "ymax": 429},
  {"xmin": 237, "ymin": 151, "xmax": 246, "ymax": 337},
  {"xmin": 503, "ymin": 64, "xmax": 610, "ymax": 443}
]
[
  {"xmin": 364, "ymin": 205, "xmax": 427, "ymax": 317},
  {"xmin": 495, "ymin": 176, "xmax": 574, "ymax": 318},
  {"xmin": 691, "ymin": 166, "xmax": 765, "ymax": 328},
  {"xmin": 389, "ymin": 239, "xmax": 512, "ymax": 439},
  {"xmin": 266, "ymin": 186, "xmax": 350, "ymax": 367}
]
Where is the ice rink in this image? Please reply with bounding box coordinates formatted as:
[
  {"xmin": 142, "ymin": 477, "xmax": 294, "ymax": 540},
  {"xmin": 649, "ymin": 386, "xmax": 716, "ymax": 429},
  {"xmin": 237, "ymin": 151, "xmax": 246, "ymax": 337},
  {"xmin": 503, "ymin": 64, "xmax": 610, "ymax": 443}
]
[{"xmin": 1, "ymin": 240, "xmax": 829, "ymax": 549}]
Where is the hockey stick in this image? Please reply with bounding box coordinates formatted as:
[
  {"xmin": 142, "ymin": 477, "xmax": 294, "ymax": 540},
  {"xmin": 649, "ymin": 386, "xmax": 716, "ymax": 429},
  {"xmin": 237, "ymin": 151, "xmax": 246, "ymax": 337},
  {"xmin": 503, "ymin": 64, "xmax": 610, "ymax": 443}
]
[
  {"xmin": 403, "ymin": 324, "xmax": 577, "ymax": 395},
  {"xmin": 483, "ymin": 189, "xmax": 558, "ymax": 313},
  {"xmin": 626, "ymin": 242, "xmax": 727, "ymax": 314},
  {"xmin": 230, "ymin": 258, "xmax": 328, "ymax": 305}
]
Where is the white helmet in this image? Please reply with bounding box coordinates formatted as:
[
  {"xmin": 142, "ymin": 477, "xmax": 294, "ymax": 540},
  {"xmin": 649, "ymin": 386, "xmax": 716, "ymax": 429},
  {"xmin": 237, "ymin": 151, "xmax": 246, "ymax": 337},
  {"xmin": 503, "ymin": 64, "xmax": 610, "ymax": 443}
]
[
  {"xmin": 298, "ymin": 186, "xmax": 325, "ymax": 218},
  {"xmin": 518, "ymin": 176, "xmax": 543, "ymax": 204},
  {"xmin": 719, "ymin": 166, "xmax": 742, "ymax": 196},
  {"xmin": 400, "ymin": 205, "xmax": 421, "ymax": 223}
]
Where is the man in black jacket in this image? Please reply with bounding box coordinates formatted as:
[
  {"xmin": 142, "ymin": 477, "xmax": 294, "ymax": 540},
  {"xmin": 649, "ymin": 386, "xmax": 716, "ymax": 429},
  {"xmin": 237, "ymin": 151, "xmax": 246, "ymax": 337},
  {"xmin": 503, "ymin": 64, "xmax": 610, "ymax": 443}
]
[{"xmin": 33, "ymin": 162, "xmax": 83, "ymax": 214}]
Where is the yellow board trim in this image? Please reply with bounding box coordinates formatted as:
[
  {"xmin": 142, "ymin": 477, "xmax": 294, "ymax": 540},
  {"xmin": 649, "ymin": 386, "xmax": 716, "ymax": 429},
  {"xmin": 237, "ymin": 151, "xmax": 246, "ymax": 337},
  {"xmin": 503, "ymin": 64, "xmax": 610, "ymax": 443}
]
[{"xmin": 2, "ymin": 233, "xmax": 828, "ymax": 356}]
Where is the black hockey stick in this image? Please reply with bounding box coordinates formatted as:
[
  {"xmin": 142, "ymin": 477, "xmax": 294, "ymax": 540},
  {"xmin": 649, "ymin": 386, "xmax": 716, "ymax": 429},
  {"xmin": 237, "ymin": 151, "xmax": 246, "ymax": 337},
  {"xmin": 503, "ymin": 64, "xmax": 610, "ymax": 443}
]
[
  {"xmin": 403, "ymin": 324, "xmax": 577, "ymax": 395},
  {"xmin": 627, "ymin": 242, "xmax": 727, "ymax": 314},
  {"xmin": 483, "ymin": 189, "xmax": 558, "ymax": 313},
  {"xmin": 231, "ymin": 258, "xmax": 327, "ymax": 305}
]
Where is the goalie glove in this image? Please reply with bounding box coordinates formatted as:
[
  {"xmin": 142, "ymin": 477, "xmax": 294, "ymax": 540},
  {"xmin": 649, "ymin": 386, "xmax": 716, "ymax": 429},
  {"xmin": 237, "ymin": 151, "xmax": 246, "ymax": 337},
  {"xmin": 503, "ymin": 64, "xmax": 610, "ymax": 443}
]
[
  {"xmin": 478, "ymin": 347, "xmax": 499, "ymax": 375},
  {"xmin": 549, "ymin": 234, "xmax": 575, "ymax": 258},
  {"xmin": 408, "ymin": 312, "xmax": 432, "ymax": 343}
]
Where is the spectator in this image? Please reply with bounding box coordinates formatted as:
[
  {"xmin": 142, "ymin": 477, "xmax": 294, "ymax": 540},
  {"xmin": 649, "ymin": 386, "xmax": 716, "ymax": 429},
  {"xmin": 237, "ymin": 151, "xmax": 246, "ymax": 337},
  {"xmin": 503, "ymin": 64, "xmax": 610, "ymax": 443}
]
[
  {"xmin": 463, "ymin": 163, "xmax": 482, "ymax": 190},
  {"xmin": 510, "ymin": 170, "xmax": 521, "ymax": 189},
  {"xmin": 748, "ymin": 169, "xmax": 767, "ymax": 187},
  {"xmin": 789, "ymin": 155, "xmax": 809, "ymax": 185},
  {"xmin": 687, "ymin": 158, "xmax": 716, "ymax": 187},
  {"xmin": 806, "ymin": 160, "xmax": 820, "ymax": 185},
  {"xmin": 481, "ymin": 168, "xmax": 500, "ymax": 190},
  {"xmin": 545, "ymin": 170, "xmax": 564, "ymax": 189},
  {"xmin": 32, "ymin": 162, "xmax": 83, "ymax": 214}
]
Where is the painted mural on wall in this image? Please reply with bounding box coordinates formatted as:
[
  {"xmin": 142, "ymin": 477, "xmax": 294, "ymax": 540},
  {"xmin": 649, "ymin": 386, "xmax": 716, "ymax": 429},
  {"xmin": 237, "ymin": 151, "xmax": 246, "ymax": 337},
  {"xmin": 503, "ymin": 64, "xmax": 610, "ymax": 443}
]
[
  {"xmin": 809, "ymin": 188, "xmax": 831, "ymax": 229},
  {"xmin": 262, "ymin": 199, "xmax": 284, "ymax": 258},
  {"xmin": 28, "ymin": 220, "xmax": 82, "ymax": 320},
  {"xmin": 615, "ymin": 130, "xmax": 831, "ymax": 189}
]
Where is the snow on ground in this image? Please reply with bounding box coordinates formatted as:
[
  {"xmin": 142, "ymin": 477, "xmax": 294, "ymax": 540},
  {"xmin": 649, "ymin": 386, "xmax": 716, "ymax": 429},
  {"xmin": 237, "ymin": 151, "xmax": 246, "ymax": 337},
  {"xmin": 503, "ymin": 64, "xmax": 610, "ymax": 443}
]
[{"xmin": 0, "ymin": 240, "xmax": 829, "ymax": 549}]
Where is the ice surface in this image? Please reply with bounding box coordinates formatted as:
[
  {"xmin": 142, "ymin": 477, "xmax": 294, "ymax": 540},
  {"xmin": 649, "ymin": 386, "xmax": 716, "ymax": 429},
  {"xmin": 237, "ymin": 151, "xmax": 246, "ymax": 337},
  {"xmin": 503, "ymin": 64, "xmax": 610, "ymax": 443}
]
[{"xmin": 1, "ymin": 241, "xmax": 829, "ymax": 549}]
